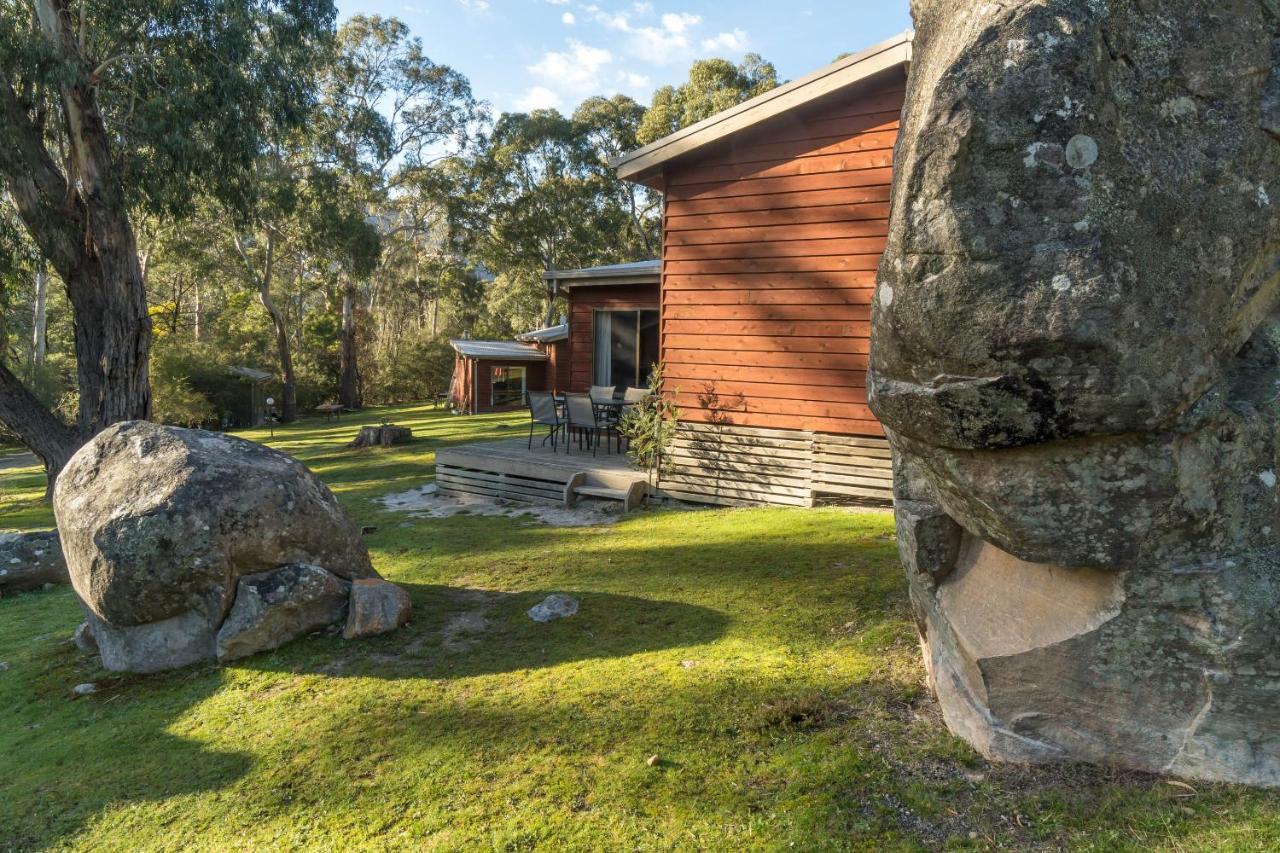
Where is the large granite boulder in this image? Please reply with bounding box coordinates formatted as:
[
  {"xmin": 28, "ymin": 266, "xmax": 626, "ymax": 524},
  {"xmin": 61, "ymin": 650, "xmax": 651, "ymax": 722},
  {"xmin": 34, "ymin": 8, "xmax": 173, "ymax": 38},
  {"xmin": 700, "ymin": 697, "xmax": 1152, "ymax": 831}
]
[
  {"xmin": 53, "ymin": 421, "xmax": 382, "ymax": 672},
  {"xmin": 0, "ymin": 530, "xmax": 66, "ymax": 593},
  {"xmin": 871, "ymin": 1, "xmax": 1280, "ymax": 786}
]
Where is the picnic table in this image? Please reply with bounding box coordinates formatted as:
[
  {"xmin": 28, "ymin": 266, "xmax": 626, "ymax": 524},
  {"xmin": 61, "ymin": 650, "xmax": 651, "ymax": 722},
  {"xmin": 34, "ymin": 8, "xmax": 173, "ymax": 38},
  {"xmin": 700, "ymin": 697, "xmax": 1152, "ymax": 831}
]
[{"xmin": 315, "ymin": 403, "xmax": 344, "ymax": 422}]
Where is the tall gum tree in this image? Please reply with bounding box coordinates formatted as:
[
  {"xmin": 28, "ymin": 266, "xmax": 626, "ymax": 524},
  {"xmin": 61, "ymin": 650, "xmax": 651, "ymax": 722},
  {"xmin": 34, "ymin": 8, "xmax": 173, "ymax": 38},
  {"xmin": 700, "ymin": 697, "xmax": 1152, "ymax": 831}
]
[
  {"xmin": 0, "ymin": 0, "xmax": 336, "ymax": 487},
  {"xmin": 313, "ymin": 15, "xmax": 478, "ymax": 410}
]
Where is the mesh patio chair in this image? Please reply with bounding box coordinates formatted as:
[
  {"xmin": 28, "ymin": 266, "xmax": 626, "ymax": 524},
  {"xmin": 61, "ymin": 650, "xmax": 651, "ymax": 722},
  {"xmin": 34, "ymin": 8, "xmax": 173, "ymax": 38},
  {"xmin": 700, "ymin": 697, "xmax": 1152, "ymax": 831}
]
[
  {"xmin": 622, "ymin": 386, "xmax": 650, "ymax": 403},
  {"xmin": 527, "ymin": 391, "xmax": 562, "ymax": 450},
  {"xmin": 565, "ymin": 393, "xmax": 617, "ymax": 456},
  {"xmin": 590, "ymin": 385, "xmax": 617, "ymax": 404}
]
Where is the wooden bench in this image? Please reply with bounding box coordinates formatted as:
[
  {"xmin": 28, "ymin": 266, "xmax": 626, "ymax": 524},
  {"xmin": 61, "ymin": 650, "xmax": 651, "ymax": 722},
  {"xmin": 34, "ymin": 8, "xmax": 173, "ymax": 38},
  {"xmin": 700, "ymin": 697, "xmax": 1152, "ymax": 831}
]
[{"xmin": 315, "ymin": 403, "xmax": 344, "ymax": 422}]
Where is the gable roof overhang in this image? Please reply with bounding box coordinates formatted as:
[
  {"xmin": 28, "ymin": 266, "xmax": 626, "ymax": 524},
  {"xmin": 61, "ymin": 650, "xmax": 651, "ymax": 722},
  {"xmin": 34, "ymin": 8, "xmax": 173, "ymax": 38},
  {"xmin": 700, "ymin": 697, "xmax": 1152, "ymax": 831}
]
[
  {"xmin": 611, "ymin": 31, "xmax": 913, "ymax": 189},
  {"xmin": 543, "ymin": 259, "xmax": 661, "ymax": 290},
  {"xmin": 449, "ymin": 339, "xmax": 550, "ymax": 361},
  {"xmin": 515, "ymin": 322, "xmax": 569, "ymax": 343}
]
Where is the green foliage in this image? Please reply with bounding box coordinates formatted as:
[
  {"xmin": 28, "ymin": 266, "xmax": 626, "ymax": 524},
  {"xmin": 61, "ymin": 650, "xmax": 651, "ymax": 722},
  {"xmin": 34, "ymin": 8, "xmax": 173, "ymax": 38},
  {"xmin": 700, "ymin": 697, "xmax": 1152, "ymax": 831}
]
[
  {"xmin": 638, "ymin": 54, "xmax": 779, "ymax": 144},
  {"xmin": 367, "ymin": 334, "xmax": 454, "ymax": 403},
  {"xmin": 150, "ymin": 365, "xmax": 218, "ymax": 429},
  {"xmin": 0, "ymin": 0, "xmax": 338, "ymax": 221},
  {"xmin": 618, "ymin": 362, "xmax": 680, "ymax": 485}
]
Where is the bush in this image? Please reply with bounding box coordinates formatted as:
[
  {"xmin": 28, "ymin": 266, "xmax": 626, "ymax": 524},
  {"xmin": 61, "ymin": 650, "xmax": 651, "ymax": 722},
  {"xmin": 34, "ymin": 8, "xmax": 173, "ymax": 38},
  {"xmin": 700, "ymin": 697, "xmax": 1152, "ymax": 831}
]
[
  {"xmin": 366, "ymin": 333, "xmax": 455, "ymax": 405},
  {"xmin": 618, "ymin": 362, "xmax": 680, "ymax": 486}
]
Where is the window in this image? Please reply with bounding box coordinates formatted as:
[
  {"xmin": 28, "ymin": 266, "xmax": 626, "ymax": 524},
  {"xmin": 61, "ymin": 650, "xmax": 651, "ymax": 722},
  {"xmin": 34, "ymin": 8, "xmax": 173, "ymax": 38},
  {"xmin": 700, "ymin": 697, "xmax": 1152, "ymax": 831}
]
[
  {"xmin": 490, "ymin": 365, "xmax": 527, "ymax": 407},
  {"xmin": 593, "ymin": 309, "xmax": 659, "ymax": 392}
]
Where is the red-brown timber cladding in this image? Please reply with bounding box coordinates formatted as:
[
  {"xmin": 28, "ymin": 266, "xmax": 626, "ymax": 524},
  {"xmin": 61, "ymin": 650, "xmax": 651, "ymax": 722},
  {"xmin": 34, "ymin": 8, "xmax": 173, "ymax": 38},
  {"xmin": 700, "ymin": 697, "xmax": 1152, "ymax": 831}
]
[
  {"xmin": 657, "ymin": 81, "xmax": 904, "ymax": 436},
  {"xmin": 451, "ymin": 356, "xmax": 548, "ymax": 413},
  {"xmin": 564, "ymin": 283, "xmax": 661, "ymax": 392}
]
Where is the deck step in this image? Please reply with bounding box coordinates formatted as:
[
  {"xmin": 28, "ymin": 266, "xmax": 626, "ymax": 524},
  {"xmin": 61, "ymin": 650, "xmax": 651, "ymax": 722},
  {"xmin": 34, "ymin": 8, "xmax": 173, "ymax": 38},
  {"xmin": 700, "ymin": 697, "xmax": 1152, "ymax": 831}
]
[
  {"xmin": 572, "ymin": 482, "xmax": 649, "ymax": 512},
  {"xmin": 574, "ymin": 485, "xmax": 628, "ymax": 500}
]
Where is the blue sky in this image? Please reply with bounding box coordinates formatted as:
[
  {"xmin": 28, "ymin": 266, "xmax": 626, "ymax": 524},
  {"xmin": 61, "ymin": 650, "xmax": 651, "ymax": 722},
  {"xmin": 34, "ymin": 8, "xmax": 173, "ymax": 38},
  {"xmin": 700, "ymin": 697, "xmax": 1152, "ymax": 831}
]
[{"xmin": 335, "ymin": 0, "xmax": 911, "ymax": 115}]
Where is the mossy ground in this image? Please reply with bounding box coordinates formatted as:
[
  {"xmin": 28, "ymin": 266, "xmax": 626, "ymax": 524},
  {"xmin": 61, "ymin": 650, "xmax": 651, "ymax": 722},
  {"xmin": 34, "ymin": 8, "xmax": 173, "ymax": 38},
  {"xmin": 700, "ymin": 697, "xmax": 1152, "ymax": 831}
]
[{"xmin": 1, "ymin": 405, "xmax": 1277, "ymax": 850}]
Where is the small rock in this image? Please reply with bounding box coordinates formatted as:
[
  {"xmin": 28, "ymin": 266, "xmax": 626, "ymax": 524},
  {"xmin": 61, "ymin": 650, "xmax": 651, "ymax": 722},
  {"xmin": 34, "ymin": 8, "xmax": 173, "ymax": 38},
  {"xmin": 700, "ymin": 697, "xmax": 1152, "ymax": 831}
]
[
  {"xmin": 527, "ymin": 594, "xmax": 579, "ymax": 623},
  {"xmin": 71, "ymin": 682, "xmax": 97, "ymax": 696},
  {"xmin": 0, "ymin": 661, "xmax": 10, "ymax": 671},
  {"xmin": 680, "ymin": 659, "xmax": 697, "ymax": 668},
  {"xmin": 360, "ymin": 525, "xmax": 378, "ymax": 536},
  {"xmin": 343, "ymin": 578, "xmax": 412, "ymax": 640},
  {"xmin": 646, "ymin": 754, "xmax": 661, "ymax": 767},
  {"xmin": 73, "ymin": 620, "xmax": 97, "ymax": 653}
]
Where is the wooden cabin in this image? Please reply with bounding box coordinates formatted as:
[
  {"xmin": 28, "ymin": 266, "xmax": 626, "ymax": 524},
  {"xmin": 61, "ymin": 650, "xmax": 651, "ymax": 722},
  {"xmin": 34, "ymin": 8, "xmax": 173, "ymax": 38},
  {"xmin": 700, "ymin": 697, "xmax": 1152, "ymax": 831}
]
[
  {"xmin": 448, "ymin": 322, "xmax": 567, "ymax": 414},
  {"xmin": 543, "ymin": 260, "xmax": 661, "ymax": 395},
  {"xmin": 609, "ymin": 32, "xmax": 914, "ymax": 506}
]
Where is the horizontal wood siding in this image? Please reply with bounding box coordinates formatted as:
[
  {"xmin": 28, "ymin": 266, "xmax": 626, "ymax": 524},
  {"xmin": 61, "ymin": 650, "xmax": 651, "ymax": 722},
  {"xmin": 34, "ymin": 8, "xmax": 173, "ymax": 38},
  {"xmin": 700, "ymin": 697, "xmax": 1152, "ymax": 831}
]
[
  {"xmin": 659, "ymin": 78, "xmax": 905, "ymax": 436},
  {"xmin": 662, "ymin": 423, "xmax": 892, "ymax": 506},
  {"xmin": 453, "ymin": 357, "xmax": 548, "ymax": 413},
  {"xmin": 565, "ymin": 283, "xmax": 660, "ymax": 392}
]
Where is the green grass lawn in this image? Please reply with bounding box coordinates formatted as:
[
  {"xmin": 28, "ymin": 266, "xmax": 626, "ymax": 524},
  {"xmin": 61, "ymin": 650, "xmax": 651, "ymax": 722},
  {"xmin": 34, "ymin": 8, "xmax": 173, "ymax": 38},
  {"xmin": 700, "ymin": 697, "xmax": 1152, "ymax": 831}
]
[{"xmin": 1, "ymin": 404, "xmax": 1278, "ymax": 850}]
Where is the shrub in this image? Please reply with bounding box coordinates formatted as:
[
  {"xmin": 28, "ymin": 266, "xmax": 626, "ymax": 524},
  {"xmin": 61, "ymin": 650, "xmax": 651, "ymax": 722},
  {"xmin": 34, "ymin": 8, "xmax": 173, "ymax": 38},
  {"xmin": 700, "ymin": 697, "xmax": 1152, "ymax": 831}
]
[{"xmin": 618, "ymin": 362, "xmax": 680, "ymax": 486}]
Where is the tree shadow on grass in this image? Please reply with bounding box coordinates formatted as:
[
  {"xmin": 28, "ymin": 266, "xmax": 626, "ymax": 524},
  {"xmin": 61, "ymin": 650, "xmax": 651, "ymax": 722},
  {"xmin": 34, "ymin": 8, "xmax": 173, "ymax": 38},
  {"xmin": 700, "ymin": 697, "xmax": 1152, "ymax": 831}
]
[
  {"xmin": 0, "ymin": 591, "xmax": 252, "ymax": 848},
  {"xmin": 236, "ymin": 583, "xmax": 732, "ymax": 683}
]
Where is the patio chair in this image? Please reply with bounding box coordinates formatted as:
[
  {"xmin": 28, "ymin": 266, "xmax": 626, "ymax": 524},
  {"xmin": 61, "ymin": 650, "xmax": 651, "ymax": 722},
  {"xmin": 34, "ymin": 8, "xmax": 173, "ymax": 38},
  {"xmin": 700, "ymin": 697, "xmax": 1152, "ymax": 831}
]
[
  {"xmin": 527, "ymin": 391, "xmax": 562, "ymax": 450},
  {"xmin": 565, "ymin": 393, "xmax": 617, "ymax": 456},
  {"xmin": 622, "ymin": 386, "xmax": 650, "ymax": 404}
]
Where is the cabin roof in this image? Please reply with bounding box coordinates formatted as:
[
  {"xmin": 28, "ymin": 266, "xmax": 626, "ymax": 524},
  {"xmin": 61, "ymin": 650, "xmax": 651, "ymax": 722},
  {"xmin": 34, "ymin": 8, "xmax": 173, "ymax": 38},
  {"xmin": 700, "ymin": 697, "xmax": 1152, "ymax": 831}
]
[
  {"xmin": 228, "ymin": 366, "xmax": 272, "ymax": 383},
  {"xmin": 611, "ymin": 31, "xmax": 913, "ymax": 188},
  {"xmin": 515, "ymin": 322, "xmax": 569, "ymax": 343},
  {"xmin": 449, "ymin": 339, "xmax": 549, "ymax": 360},
  {"xmin": 544, "ymin": 259, "xmax": 661, "ymax": 288}
]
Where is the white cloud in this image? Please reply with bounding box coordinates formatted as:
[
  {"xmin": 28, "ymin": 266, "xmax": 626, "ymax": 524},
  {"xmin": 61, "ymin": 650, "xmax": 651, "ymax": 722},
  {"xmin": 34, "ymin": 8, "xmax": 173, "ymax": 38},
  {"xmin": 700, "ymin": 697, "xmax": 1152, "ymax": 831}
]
[
  {"xmin": 629, "ymin": 26, "xmax": 689, "ymax": 64},
  {"xmin": 617, "ymin": 69, "xmax": 651, "ymax": 90},
  {"xmin": 700, "ymin": 28, "xmax": 750, "ymax": 53},
  {"xmin": 516, "ymin": 86, "xmax": 563, "ymax": 111},
  {"xmin": 594, "ymin": 8, "xmax": 706, "ymax": 65},
  {"xmin": 596, "ymin": 10, "xmax": 632, "ymax": 31},
  {"xmin": 562, "ymin": 11, "xmax": 575, "ymax": 24},
  {"xmin": 458, "ymin": 0, "xmax": 490, "ymax": 11},
  {"xmin": 545, "ymin": 0, "xmax": 570, "ymax": 4},
  {"xmin": 528, "ymin": 40, "xmax": 614, "ymax": 90},
  {"xmin": 661, "ymin": 12, "xmax": 700, "ymax": 33}
]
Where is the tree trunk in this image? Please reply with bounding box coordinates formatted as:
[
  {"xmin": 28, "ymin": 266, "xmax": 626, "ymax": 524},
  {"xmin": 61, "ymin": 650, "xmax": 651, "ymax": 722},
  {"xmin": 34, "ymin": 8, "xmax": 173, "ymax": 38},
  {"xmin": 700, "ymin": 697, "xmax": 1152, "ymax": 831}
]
[
  {"xmin": 339, "ymin": 280, "xmax": 362, "ymax": 410},
  {"xmin": 31, "ymin": 259, "xmax": 48, "ymax": 366},
  {"xmin": 0, "ymin": 362, "xmax": 77, "ymax": 497},
  {"xmin": 0, "ymin": 16, "xmax": 152, "ymax": 492},
  {"xmin": 236, "ymin": 231, "xmax": 298, "ymax": 422},
  {"xmin": 193, "ymin": 282, "xmax": 202, "ymax": 342}
]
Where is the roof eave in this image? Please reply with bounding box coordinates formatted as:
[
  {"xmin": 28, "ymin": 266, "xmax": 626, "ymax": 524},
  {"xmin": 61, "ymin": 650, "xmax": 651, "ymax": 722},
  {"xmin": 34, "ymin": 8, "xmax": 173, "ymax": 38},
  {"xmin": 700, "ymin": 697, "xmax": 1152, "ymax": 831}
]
[
  {"xmin": 561, "ymin": 274, "xmax": 660, "ymax": 289},
  {"xmin": 612, "ymin": 31, "xmax": 913, "ymax": 186}
]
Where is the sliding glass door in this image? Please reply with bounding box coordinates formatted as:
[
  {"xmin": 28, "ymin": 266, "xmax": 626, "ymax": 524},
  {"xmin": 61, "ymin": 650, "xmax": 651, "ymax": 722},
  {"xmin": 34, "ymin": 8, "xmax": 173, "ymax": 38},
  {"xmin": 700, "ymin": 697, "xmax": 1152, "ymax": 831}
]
[{"xmin": 593, "ymin": 309, "xmax": 659, "ymax": 392}]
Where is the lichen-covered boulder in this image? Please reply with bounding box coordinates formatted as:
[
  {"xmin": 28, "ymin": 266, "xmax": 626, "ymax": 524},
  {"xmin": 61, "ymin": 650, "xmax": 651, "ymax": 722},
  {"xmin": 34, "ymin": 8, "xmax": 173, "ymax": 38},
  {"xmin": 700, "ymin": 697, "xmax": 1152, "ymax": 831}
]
[
  {"xmin": 0, "ymin": 530, "xmax": 66, "ymax": 593},
  {"xmin": 53, "ymin": 421, "xmax": 380, "ymax": 672},
  {"xmin": 871, "ymin": 1, "xmax": 1280, "ymax": 787},
  {"xmin": 217, "ymin": 564, "xmax": 351, "ymax": 661}
]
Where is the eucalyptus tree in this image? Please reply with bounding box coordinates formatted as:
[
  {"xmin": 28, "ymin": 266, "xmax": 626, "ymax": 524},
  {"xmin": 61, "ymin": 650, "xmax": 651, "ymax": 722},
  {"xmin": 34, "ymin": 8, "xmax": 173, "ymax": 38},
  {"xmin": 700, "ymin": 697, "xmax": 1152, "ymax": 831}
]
[
  {"xmin": 637, "ymin": 53, "xmax": 779, "ymax": 144},
  {"xmin": 573, "ymin": 95, "xmax": 661, "ymax": 256},
  {"xmin": 311, "ymin": 14, "xmax": 478, "ymax": 409},
  {"xmin": 456, "ymin": 105, "xmax": 659, "ymax": 330},
  {"xmin": 0, "ymin": 0, "xmax": 336, "ymax": 486}
]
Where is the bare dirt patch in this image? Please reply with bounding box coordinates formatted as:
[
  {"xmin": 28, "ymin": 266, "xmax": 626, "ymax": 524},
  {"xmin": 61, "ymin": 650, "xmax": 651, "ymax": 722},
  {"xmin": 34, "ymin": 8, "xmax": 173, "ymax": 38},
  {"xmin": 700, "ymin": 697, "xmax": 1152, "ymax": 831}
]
[{"xmin": 377, "ymin": 483, "xmax": 625, "ymax": 527}]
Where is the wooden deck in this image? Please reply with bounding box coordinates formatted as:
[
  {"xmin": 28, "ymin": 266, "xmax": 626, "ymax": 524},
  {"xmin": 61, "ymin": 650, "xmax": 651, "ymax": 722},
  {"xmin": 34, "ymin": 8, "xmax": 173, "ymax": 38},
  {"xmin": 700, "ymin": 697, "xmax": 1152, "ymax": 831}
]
[{"xmin": 435, "ymin": 437, "xmax": 651, "ymax": 509}]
